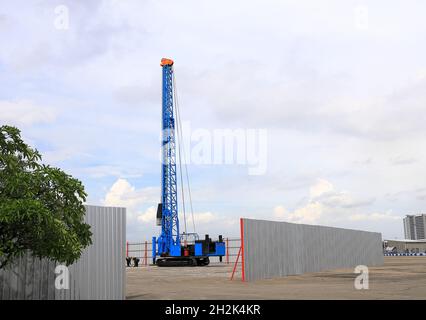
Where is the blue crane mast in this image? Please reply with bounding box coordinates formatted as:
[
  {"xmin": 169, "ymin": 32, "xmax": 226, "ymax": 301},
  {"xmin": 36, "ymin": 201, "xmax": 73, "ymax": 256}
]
[
  {"xmin": 152, "ymin": 58, "xmax": 225, "ymax": 267},
  {"xmin": 157, "ymin": 58, "xmax": 179, "ymax": 256}
]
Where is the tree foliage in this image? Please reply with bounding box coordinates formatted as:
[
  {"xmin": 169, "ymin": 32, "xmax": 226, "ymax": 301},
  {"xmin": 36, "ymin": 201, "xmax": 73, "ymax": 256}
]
[{"xmin": 0, "ymin": 125, "xmax": 92, "ymax": 269}]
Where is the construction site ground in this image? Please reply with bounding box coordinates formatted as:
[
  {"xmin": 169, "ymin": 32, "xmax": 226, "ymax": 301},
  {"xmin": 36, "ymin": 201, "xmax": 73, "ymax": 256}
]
[{"xmin": 126, "ymin": 256, "xmax": 426, "ymax": 299}]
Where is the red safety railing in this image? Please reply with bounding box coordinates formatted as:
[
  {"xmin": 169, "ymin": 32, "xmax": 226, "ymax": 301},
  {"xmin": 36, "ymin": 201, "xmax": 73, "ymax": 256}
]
[
  {"xmin": 144, "ymin": 241, "xmax": 148, "ymax": 266},
  {"xmin": 230, "ymin": 246, "xmax": 242, "ymax": 280},
  {"xmin": 226, "ymin": 238, "xmax": 229, "ymax": 264},
  {"xmin": 240, "ymin": 218, "xmax": 245, "ymax": 282},
  {"xmin": 230, "ymin": 219, "xmax": 245, "ymax": 281},
  {"xmin": 126, "ymin": 237, "xmax": 242, "ymax": 267}
]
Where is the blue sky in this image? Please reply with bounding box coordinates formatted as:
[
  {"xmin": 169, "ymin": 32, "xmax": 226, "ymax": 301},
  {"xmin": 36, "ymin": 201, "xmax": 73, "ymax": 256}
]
[{"xmin": 1, "ymin": 0, "xmax": 426, "ymax": 241}]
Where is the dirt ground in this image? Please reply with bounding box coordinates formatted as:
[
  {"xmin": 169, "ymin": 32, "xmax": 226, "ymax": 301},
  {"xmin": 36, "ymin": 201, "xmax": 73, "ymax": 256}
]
[{"xmin": 126, "ymin": 257, "xmax": 426, "ymax": 299}]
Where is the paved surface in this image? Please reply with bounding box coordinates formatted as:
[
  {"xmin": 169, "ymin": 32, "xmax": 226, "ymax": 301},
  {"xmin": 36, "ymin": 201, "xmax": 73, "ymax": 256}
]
[{"xmin": 126, "ymin": 257, "xmax": 426, "ymax": 299}]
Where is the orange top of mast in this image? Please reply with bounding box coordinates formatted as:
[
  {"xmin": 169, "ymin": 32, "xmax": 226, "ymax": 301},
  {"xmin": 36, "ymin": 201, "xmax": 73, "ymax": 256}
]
[{"xmin": 160, "ymin": 58, "xmax": 174, "ymax": 66}]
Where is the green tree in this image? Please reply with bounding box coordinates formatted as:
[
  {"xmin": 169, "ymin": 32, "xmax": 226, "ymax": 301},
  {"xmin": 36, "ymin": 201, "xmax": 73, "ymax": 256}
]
[{"xmin": 0, "ymin": 125, "xmax": 92, "ymax": 269}]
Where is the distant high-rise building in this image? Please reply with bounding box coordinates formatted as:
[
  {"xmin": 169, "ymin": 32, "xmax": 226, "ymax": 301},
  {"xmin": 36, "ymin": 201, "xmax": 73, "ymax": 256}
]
[{"xmin": 404, "ymin": 214, "xmax": 426, "ymax": 240}]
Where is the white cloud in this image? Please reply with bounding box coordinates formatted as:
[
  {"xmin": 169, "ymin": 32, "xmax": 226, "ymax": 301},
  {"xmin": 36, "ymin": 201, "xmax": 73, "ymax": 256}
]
[
  {"xmin": 80, "ymin": 165, "xmax": 143, "ymax": 178},
  {"xmin": 349, "ymin": 212, "xmax": 400, "ymax": 222},
  {"xmin": 137, "ymin": 206, "xmax": 156, "ymax": 223},
  {"xmin": 273, "ymin": 202, "xmax": 324, "ymax": 224},
  {"xmin": 102, "ymin": 178, "xmax": 159, "ymax": 222},
  {"xmin": 273, "ymin": 179, "xmax": 390, "ymax": 225},
  {"xmin": 192, "ymin": 212, "xmax": 216, "ymax": 224},
  {"xmin": 273, "ymin": 205, "xmax": 288, "ymax": 218},
  {"xmin": 390, "ymin": 155, "xmax": 416, "ymax": 166},
  {"xmin": 320, "ymin": 191, "xmax": 375, "ymax": 209},
  {"xmin": 0, "ymin": 99, "xmax": 56, "ymax": 126},
  {"xmin": 186, "ymin": 212, "xmax": 238, "ymax": 237},
  {"xmin": 102, "ymin": 179, "xmax": 237, "ymax": 239},
  {"xmin": 310, "ymin": 178, "xmax": 334, "ymax": 198},
  {"xmin": 290, "ymin": 202, "xmax": 324, "ymax": 224},
  {"xmin": 103, "ymin": 178, "xmax": 135, "ymax": 206},
  {"xmin": 310, "ymin": 178, "xmax": 375, "ymax": 209},
  {"xmin": 42, "ymin": 147, "xmax": 91, "ymax": 164}
]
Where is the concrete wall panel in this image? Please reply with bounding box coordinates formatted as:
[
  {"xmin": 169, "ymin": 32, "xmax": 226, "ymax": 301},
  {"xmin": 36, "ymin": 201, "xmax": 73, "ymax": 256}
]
[{"xmin": 242, "ymin": 218, "xmax": 383, "ymax": 281}]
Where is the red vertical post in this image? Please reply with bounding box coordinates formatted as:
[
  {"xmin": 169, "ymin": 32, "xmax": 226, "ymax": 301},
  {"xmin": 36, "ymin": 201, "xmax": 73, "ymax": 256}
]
[
  {"xmin": 230, "ymin": 247, "xmax": 241, "ymax": 281},
  {"xmin": 226, "ymin": 238, "xmax": 229, "ymax": 264},
  {"xmin": 126, "ymin": 241, "xmax": 129, "ymax": 257},
  {"xmin": 240, "ymin": 218, "xmax": 245, "ymax": 282},
  {"xmin": 144, "ymin": 241, "xmax": 148, "ymax": 266}
]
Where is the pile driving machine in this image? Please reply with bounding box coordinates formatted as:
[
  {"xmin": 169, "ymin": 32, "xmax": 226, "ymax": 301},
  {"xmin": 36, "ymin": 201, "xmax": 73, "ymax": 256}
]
[{"xmin": 152, "ymin": 58, "xmax": 225, "ymax": 267}]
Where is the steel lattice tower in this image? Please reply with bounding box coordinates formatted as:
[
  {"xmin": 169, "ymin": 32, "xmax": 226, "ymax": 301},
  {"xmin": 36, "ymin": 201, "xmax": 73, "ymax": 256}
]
[{"xmin": 158, "ymin": 59, "xmax": 179, "ymax": 255}]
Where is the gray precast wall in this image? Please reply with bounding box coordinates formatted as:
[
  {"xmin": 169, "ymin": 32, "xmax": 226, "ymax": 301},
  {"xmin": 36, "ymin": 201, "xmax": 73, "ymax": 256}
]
[
  {"xmin": 0, "ymin": 205, "xmax": 126, "ymax": 300},
  {"xmin": 242, "ymin": 218, "xmax": 384, "ymax": 281}
]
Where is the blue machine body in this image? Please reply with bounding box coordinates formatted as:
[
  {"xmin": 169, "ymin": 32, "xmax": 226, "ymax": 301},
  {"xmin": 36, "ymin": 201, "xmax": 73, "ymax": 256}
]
[
  {"xmin": 194, "ymin": 242, "xmax": 226, "ymax": 257},
  {"xmin": 194, "ymin": 243, "xmax": 202, "ymax": 256}
]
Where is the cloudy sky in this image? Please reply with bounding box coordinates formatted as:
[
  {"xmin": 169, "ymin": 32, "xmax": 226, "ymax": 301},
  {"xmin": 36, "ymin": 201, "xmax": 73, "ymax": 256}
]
[{"xmin": 1, "ymin": 0, "xmax": 426, "ymax": 241}]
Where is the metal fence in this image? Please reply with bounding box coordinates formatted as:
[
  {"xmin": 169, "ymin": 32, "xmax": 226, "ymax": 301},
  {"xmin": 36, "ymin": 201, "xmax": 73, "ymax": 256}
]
[
  {"xmin": 241, "ymin": 218, "xmax": 384, "ymax": 282},
  {"xmin": 0, "ymin": 253, "xmax": 56, "ymax": 300},
  {"xmin": 55, "ymin": 205, "xmax": 126, "ymax": 300},
  {"xmin": 384, "ymin": 253, "xmax": 426, "ymax": 256},
  {"xmin": 126, "ymin": 238, "xmax": 242, "ymax": 266},
  {"xmin": 0, "ymin": 205, "xmax": 126, "ymax": 300}
]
